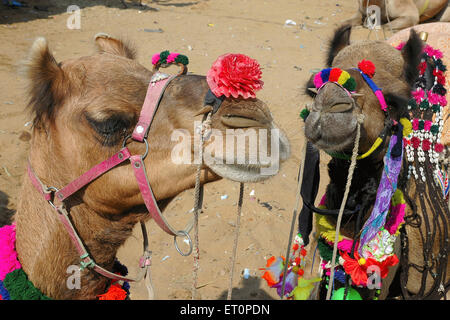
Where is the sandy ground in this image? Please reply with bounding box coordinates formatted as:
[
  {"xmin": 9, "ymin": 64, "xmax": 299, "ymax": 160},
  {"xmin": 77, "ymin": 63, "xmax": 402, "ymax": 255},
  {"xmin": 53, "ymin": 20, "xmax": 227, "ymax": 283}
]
[{"xmin": 0, "ymin": 0, "xmax": 393, "ymax": 300}]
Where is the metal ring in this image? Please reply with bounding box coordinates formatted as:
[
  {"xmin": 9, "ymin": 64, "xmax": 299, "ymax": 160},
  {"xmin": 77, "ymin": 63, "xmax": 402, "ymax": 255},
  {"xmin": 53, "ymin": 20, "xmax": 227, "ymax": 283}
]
[
  {"xmin": 122, "ymin": 135, "xmax": 149, "ymax": 160},
  {"xmin": 173, "ymin": 231, "xmax": 193, "ymax": 256}
]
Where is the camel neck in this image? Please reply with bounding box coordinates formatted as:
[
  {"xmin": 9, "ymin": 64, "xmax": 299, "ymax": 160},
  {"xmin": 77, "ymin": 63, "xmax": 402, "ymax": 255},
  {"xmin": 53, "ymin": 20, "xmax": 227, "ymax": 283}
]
[{"xmin": 14, "ymin": 176, "xmax": 138, "ymax": 299}]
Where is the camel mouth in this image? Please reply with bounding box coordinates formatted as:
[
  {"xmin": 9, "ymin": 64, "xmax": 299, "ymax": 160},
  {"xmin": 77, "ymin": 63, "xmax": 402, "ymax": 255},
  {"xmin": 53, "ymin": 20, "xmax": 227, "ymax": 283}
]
[
  {"xmin": 304, "ymin": 109, "xmax": 358, "ymax": 153},
  {"xmin": 206, "ymin": 163, "xmax": 274, "ymax": 182},
  {"xmin": 205, "ymin": 125, "xmax": 290, "ymax": 182}
]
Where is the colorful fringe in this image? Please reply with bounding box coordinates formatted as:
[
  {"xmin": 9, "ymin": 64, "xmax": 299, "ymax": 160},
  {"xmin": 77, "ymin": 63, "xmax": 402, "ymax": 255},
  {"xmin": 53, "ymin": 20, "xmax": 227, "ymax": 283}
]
[
  {"xmin": 0, "ymin": 224, "xmax": 129, "ymax": 300},
  {"xmin": 152, "ymin": 50, "xmax": 189, "ymax": 66}
]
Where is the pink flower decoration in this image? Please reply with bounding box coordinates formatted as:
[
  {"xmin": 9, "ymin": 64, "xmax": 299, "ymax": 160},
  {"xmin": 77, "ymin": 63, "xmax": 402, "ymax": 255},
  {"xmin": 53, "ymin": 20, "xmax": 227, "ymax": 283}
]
[
  {"xmin": 166, "ymin": 52, "xmax": 179, "ymax": 64},
  {"xmin": 428, "ymin": 91, "xmax": 440, "ymax": 105},
  {"xmin": 151, "ymin": 53, "xmax": 160, "ymax": 65},
  {"xmin": 337, "ymin": 239, "xmax": 356, "ymax": 252},
  {"xmin": 206, "ymin": 53, "xmax": 263, "ymax": 99},
  {"xmin": 424, "ymin": 120, "xmax": 432, "ymax": 131},
  {"xmin": 412, "ymin": 88, "xmax": 425, "ymax": 104},
  {"xmin": 385, "ymin": 203, "xmax": 406, "ymax": 234},
  {"xmin": 439, "ymin": 95, "xmax": 447, "ymax": 107},
  {"xmin": 0, "ymin": 223, "xmax": 22, "ymax": 281},
  {"xmin": 433, "ymin": 48, "xmax": 443, "ymax": 59},
  {"xmin": 412, "ymin": 118, "xmax": 419, "ymax": 130},
  {"xmin": 424, "ymin": 45, "xmax": 435, "ymax": 57}
]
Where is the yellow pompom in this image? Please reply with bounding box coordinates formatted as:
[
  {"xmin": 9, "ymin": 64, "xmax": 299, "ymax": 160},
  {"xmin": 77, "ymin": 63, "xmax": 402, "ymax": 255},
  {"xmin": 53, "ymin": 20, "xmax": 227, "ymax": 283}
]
[
  {"xmin": 337, "ymin": 71, "xmax": 351, "ymax": 86},
  {"xmin": 358, "ymin": 258, "xmax": 366, "ymax": 265},
  {"xmin": 400, "ymin": 118, "xmax": 412, "ymax": 137}
]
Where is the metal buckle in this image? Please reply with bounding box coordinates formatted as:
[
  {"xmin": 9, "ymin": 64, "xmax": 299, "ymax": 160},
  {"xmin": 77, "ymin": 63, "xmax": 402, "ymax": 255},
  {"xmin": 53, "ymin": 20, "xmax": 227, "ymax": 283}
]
[
  {"xmin": 174, "ymin": 231, "xmax": 193, "ymax": 256},
  {"xmin": 122, "ymin": 135, "xmax": 149, "ymax": 160}
]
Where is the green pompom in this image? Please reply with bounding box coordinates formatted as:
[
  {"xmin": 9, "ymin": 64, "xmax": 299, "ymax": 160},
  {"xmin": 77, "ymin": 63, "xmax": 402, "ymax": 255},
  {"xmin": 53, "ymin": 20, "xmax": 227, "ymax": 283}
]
[
  {"xmin": 430, "ymin": 124, "xmax": 439, "ymax": 135},
  {"xmin": 331, "ymin": 287, "xmax": 363, "ymax": 300},
  {"xmin": 432, "ymin": 104, "xmax": 441, "ymax": 113},
  {"xmin": 300, "ymin": 108, "xmax": 310, "ymax": 120},
  {"xmin": 159, "ymin": 50, "xmax": 170, "ymax": 64},
  {"xmin": 175, "ymin": 54, "xmax": 189, "ymax": 65},
  {"xmin": 419, "ymin": 100, "xmax": 429, "ymax": 110},
  {"xmin": 3, "ymin": 269, "xmax": 51, "ymax": 300},
  {"xmin": 408, "ymin": 99, "xmax": 417, "ymax": 110},
  {"xmin": 418, "ymin": 119, "xmax": 424, "ymax": 130},
  {"xmin": 317, "ymin": 238, "xmax": 340, "ymax": 264},
  {"xmin": 343, "ymin": 77, "xmax": 356, "ymax": 92}
]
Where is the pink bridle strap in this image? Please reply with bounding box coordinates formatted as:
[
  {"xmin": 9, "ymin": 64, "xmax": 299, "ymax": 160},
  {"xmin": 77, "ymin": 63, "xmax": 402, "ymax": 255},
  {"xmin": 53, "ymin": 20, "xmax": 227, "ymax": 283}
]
[
  {"xmin": 132, "ymin": 76, "xmax": 176, "ymax": 142},
  {"xmin": 130, "ymin": 155, "xmax": 181, "ymax": 237},
  {"xmin": 54, "ymin": 147, "xmax": 131, "ymax": 203}
]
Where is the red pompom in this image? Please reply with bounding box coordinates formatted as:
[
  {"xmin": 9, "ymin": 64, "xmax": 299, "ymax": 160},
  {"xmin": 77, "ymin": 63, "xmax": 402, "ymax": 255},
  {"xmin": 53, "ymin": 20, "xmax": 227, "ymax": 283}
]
[
  {"xmin": 435, "ymin": 143, "xmax": 444, "ymax": 153},
  {"xmin": 419, "ymin": 61, "xmax": 427, "ymax": 75},
  {"xmin": 206, "ymin": 53, "xmax": 264, "ymax": 99},
  {"xmin": 358, "ymin": 59, "xmax": 376, "ymax": 78},
  {"xmin": 97, "ymin": 284, "xmax": 127, "ymax": 300},
  {"xmin": 422, "ymin": 139, "xmax": 431, "ymax": 151},
  {"xmin": 411, "ymin": 137, "xmax": 420, "ymax": 149}
]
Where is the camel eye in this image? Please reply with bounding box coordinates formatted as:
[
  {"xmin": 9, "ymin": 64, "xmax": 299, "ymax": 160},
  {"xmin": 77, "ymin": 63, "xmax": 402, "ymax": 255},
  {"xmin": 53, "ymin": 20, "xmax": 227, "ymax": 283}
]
[{"xmin": 85, "ymin": 113, "xmax": 133, "ymax": 146}]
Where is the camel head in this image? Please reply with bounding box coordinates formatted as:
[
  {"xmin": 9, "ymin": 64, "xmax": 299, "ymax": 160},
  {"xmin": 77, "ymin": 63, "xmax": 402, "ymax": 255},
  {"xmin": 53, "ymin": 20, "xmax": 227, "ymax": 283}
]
[
  {"xmin": 303, "ymin": 25, "xmax": 423, "ymax": 156},
  {"xmin": 23, "ymin": 35, "xmax": 290, "ymax": 216}
]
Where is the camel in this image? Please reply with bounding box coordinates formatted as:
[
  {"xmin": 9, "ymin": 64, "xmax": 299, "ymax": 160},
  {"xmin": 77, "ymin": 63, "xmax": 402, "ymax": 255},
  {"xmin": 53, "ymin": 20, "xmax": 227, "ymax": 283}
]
[
  {"xmin": 343, "ymin": 0, "xmax": 450, "ymax": 31},
  {"xmin": 1, "ymin": 34, "xmax": 290, "ymax": 299},
  {"xmin": 302, "ymin": 25, "xmax": 449, "ymax": 299}
]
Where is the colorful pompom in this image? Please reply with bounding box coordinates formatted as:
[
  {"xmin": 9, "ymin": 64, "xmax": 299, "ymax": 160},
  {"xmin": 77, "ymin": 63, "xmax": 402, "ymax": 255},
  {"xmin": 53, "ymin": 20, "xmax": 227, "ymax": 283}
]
[
  {"xmin": 358, "ymin": 59, "xmax": 376, "ymax": 78},
  {"xmin": 300, "ymin": 108, "xmax": 310, "ymax": 120},
  {"xmin": 313, "ymin": 68, "xmax": 356, "ymax": 92}
]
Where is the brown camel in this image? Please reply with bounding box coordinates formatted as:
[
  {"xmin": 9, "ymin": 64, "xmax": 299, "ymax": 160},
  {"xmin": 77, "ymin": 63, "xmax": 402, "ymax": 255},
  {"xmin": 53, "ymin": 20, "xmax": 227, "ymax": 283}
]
[
  {"xmin": 303, "ymin": 25, "xmax": 449, "ymax": 299},
  {"xmin": 343, "ymin": 0, "xmax": 450, "ymax": 31},
  {"xmin": 11, "ymin": 34, "xmax": 290, "ymax": 299}
]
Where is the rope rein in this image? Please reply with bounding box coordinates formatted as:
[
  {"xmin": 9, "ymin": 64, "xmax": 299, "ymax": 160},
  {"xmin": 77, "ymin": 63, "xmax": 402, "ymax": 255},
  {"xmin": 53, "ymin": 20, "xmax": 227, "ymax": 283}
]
[
  {"xmin": 325, "ymin": 114, "xmax": 365, "ymax": 300},
  {"xmin": 191, "ymin": 112, "xmax": 211, "ymax": 300},
  {"xmin": 227, "ymin": 182, "xmax": 245, "ymax": 300}
]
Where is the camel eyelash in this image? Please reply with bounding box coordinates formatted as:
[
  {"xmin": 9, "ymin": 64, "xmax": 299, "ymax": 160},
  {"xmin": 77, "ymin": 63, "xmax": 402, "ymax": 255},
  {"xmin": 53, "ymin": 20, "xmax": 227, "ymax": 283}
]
[{"xmin": 85, "ymin": 113, "xmax": 133, "ymax": 146}]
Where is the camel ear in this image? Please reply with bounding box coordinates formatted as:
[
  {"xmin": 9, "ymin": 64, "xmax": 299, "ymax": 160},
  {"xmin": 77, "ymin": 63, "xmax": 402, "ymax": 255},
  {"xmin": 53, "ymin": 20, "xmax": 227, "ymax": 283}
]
[
  {"xmin": 23, "ymin": 37, "xmax": 66, "ymax": 126},
  {"xmin": 326, "ymin": 24, "xmax": 352, "ymax": 67},
  {"xmin": 401, "ymin": 29, "xmax": 423, "ymax": 87},
  {"xmin": 304, "ymin": 74, "xmax": 317, "ymax": 97},
  {"xmin": 94, "ymin": 33, "xmax": 136, "ymax": 59}
]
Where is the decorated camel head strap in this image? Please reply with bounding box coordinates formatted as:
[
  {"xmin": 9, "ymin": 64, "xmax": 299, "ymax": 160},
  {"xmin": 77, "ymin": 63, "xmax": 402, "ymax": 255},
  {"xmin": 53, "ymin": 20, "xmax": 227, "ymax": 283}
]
[
  {"xmin": 306, "ymin": 60, "xmax": 411, "ymax": 160},
  {"xmin": 151, "ymin": 50, "xmax": 189, "ymax": 75},
  {"xmin": 312, "ymin": 60, "xmax": 388, "ymax": 113},
  {"xmin": 204, "ymin": 53, "xmax": 264, "ymax": 114}
]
